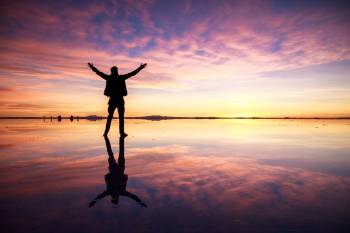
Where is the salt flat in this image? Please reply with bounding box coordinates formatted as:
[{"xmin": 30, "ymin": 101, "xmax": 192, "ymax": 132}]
[{"xmin": 1, "ymin": 119, "xmax": 349, "ymax": 233}]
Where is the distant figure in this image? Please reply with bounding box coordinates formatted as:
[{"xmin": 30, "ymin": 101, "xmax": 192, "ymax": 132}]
[
  {"xmin": 58, "ymin": 115, "xmax": 62, "ymax": 122},
  {"xmin": 88, "ymin": 62, "xmax": 147, "ymax": 137},
  {"xmin": 70, "ymin": 115, "xmax": 73, "ymax": 122},
  {"xmin": 89, "ymin": 136, "xmax": 147, "ymax": 208}
]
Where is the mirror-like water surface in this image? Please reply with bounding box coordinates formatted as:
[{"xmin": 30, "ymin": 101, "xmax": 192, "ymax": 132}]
[{"xmin": 1, "ymin": 119, "xmax": 350, "ymax": 233}]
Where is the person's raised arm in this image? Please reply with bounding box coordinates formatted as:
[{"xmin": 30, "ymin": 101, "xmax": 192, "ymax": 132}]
[
  {"xmin": 89, "ymin": 190, "xmax": 109, "ymax": 207},
  {"xmin": 121, "ymin": 63, "xmax": 147, "ymax": 80},
  {"xmin": 123, "ymin": 191, "xmax": 147, "ymax": 207},
  {"xmin": 88, "ymin": 63, "xmax": 109, "ymax": 80}
]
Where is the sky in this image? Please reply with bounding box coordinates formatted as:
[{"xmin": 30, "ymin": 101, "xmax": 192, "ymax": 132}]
[{"xmin": 0, "ymin": 0, "xmax": 349, "ymax": 117}]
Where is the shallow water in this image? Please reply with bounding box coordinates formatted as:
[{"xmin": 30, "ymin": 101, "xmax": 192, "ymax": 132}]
[{"xmin": 1, "ymin": 119, "xmax": 350, "ymax": 233}]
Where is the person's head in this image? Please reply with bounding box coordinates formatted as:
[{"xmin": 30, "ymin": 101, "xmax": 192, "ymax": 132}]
[{"xmin": 111, "ymin": 66, "xmax": 118, "ymax": 75}]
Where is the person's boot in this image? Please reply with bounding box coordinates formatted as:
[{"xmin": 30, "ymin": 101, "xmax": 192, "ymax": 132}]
[{"xmin": 120, "ymin": 132, "xmax": 128, "ymax": 137}]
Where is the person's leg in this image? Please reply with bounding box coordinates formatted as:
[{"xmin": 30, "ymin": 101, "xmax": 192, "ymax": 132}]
[
  {"xmin": 117, "ymin": 105, "xmax": 126, "ymax": 136},
  {"xmin": 104, "ymin": 104, "xmax": 116, "ymax": 136},
  {"xmin": 118, "ymin": 136, "xmax": 125, "ymax": 169}
]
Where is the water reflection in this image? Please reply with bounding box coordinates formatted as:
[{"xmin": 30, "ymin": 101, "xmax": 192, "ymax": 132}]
[
  {"xmin": 89, "ymin": 136, "xmax": 147, "ymax": 207},
  {"xmin": 1, "ymin": 119, "xmax": 350, "ymax": 233}
]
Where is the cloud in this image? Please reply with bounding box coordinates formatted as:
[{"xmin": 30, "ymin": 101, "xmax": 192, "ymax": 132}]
[
  {"xmin": 0, "ymin": 0, "xmax": 349, "ymax": 116},
  {"xmin": 0, "ymin": 86, "xmax": 14, "ymax": 92},
  {"xmin": 3, "ymin": 103, "xmax": 47, "ymax": 110}
]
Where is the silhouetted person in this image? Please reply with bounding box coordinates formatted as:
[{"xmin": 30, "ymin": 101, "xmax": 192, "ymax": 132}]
[
  {"xmin": 88, "ymin": 62, "xmax": 147, "ymax": 137},
  {"xmin": 89, "ymin": 136, "xmax": 147, "ymax": 207}
]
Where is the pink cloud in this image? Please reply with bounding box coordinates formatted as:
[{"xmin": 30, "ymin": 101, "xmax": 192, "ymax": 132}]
[{"xmin": 0, "ymin": 86, "xmax": 14, "ymax": 92}]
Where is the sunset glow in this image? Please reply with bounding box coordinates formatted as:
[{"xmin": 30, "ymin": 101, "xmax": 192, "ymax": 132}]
[{"xmin": 1, "ymin": 0, "xmax": 349, "ymax": 117}]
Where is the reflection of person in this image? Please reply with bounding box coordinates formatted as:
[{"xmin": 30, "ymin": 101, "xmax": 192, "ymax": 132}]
[
  {"xmin": 89, "ymin": 136, "xmax": 147, "ymax": 207},
  {"xmin": 88, "ymin": 62, "xmax": 147, "ymax": 137}
]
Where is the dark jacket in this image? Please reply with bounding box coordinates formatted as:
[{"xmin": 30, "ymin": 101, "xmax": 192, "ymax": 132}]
[
  {"xmin": 104, "ymin": 77, "xmax": 127, "ymax": 97},
  {"xmin": 91, "ymin": 66, "xmax": 144, "ymax": 98}
]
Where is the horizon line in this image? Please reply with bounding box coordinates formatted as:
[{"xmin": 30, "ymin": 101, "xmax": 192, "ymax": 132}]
[{"xmin": 1, "ymin": 115, "xmax": 350, "ymax": 120}]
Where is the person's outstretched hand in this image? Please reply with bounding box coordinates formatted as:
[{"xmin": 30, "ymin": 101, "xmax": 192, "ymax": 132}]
[
  {"xmin": 89, "ymin": 200, "xmax": 96, "ymax": 207},
  {"xmin": 140, "ymin": 63, "xmax": 147, "ymax": 69},
  {"xmin": 140, "ymin": 202, "xmax": 147, "ymax": 207},
  {"xmin": 88, "ymin": 62, "xmax": 95, "ymax": 70}
]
